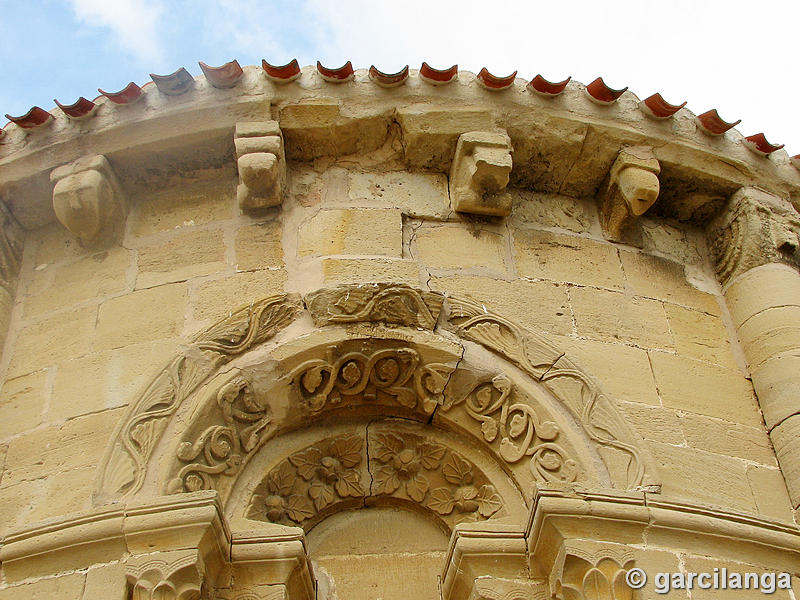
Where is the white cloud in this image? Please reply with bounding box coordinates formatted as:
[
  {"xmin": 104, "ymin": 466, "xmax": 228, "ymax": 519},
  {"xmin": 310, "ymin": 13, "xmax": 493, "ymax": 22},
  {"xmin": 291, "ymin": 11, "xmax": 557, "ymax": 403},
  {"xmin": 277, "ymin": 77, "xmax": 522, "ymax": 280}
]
[{"xmin": 68, "ymin": 0, "xmax": 166, "ymax": 66}]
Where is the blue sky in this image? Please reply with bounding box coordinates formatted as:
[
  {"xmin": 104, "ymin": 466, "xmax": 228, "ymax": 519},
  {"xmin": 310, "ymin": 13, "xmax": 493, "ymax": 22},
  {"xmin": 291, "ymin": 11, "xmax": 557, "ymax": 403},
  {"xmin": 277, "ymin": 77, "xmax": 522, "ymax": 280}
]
[{"xmin": 1, "ymin": 1, "xmax": 799, "ymax": 156}]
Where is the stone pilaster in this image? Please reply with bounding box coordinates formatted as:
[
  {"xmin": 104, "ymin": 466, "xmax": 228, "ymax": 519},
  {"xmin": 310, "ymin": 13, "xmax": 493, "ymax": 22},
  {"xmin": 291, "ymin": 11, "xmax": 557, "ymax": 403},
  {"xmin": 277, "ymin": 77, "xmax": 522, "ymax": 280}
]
[{"xmin": 708, "ymin": 187, "xmax": 800, "ymax": 507}]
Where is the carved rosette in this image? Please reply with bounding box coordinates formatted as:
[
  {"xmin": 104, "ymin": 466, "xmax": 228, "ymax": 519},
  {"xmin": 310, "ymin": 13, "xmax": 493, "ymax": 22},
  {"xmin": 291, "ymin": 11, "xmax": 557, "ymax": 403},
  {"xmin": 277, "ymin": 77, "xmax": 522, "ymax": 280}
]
[
  {"xmin": 246, "ymin": 431, "xmax": 503, "ymax": 529},
  {"xmin": 96, "ymin": 294, "xmax": 302, "ymax": 501},
  {"xmin": 305, "ymin": 283, "xmax": 444, "ymax": 329},
  {"xmin": 443, "ymin": 376, "xmax": 579, "ymax": 484},
  {"xmin": 291, "ymin": 346, "xmax": 454, "ymax": 415},
  {"xmin": 168, "ymin": 378, "xmax": 272, "ymax": 493}
]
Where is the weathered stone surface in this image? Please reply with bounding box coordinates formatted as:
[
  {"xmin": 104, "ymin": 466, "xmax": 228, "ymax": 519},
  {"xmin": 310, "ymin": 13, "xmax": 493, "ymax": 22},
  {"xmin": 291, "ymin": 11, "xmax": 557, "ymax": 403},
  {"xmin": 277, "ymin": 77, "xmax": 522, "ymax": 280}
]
[
  {"xmin": 96, "ymin": 283, "xmax": 187, "ymax": 350},
  {"xmin": 558, "ymin": 337, "xmax": 660, "ymax": 405},
  {"xmin": 415, "ymin": 224, "xmax": 507, "ymax": 272},
  {"xmin": 235, "ymin": 120, "xmax": 287, "ymax": 211},
  {"xmin": 570, "ymin": 287, "xmax": 673, "ymax": 349},
  {"xmin": 433, "ymin": 275, "xmax": 572, "ymax": 336},
  {"xmin": 83, "ymin": 563, "xmax": 126, "ymax": 600},
  {"xmin": 128, "ymin": 171, "xmax": 235, "ymax": 236},
  {"xmin": 513, "ymin": 229, "xmax": 624, "ymax": 289},
  {"xmin": 298, "ymin": 208, "xmax": 402, "ymax": 257},
  {"xmin": 8, "ymin": 306, "xmax": 97, "ymax": 378},
  {"xmin": 29, "ymin": 465, "xmax": 95, "ymax": 523},
  {"xmin": 647, "ymin": 441, "xmax": 756, "ymax": 513},
  {"xmin": 0, "ymin": 371, "xmax": 47, "ymax": 439},
  {"xmin": 619, "ymin": 250, "xmax": 720, "ymax": 314},
  {"xmin": 724, "ymin": 263, "xmax": 800, "ymax": 329},
  {"xmin": 449, "ymin": 131, "xmax": 513, "ymax": 216},
  {"xmin": 235, "ymin": 220, "xmax": 284, "ymax": 270},
  {"xmin": 682, "ymin": 555, "xmax": 793, "ymax": 600},
  {"xmin": 24, "ymin": 247, "xmax": 131, "ymax": 316},
  {"xmin": 509, "ymin": 189, "xmax": 594, "ymax": 233},
  {"xmin": 649, "ymin": 353, "xmax": 762, "ymax": 426},
  {"xmin": 192, "ymin": 270, "xmax": 288, "ymax": 324},
  {"xmin": 348, "ymin": 171, "xmax": 449, "ymax": 218},
  {"xmin": 136, "ymin": 228, "xmax": 227, "ymax": 288},
  {"xmin": 322, "ymin": 258, "xmax": 420, "ymax": 285},
  {"xmin": 0, "ymin": 573, "xmax": 85, "ymax": 600},
  {"xmin": 32, "ymin": 221, "xmax": 86, "ymax": 266},
  {"xmin": 679, "ymin": 413, "xmax": 777, "ymax": 466},
  {"xmin": 619, "ymin": 401, "xmax": 685, "ymax": 445},
  {"xmin": 736, "ymin": 305, "xmax": 800, "ymax": 370},
  {"xmin": 746, "ymin": 465, "xmax": 794, "ymax": 522},
  {"xmin": 664, "ymin": 303, "xmax": 737, "ymax": 368}
]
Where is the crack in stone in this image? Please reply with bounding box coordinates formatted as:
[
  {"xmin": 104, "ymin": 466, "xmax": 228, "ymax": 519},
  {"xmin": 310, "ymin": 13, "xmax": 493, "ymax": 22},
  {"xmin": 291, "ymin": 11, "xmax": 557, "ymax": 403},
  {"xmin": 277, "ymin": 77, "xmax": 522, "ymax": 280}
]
[{"xmin": 428, "ymin": 341, "xmax": 466, "ymax": 426}]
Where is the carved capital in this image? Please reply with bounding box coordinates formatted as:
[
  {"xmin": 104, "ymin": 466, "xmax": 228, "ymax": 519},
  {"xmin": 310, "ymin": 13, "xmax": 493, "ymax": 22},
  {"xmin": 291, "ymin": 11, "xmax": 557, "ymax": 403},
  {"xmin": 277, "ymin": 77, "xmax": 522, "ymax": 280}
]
[
  {"xmin": 235, "ymin": 121, "xmax": 287, "ymax": 211},
  {"xmin": 708, "ymin": 187, "xmax": 800, "ymax": 286},
  {"xmin": 50, "ymin": 154, "xmax": 127, "ymax": 246},
  {"xmin": 598, "ymin": 146, "xmax": 660, "ymax": 245},
  {"xmin": 126, "ymin": 549, "xmax": 206, "ymax": 600},
  {"xmin": 550, "ymin": 540, "xmax": 636, "ymax": 600},
  {"xmin": 449, "ymin": 131, "xmax": 513, "ymax": 216}
]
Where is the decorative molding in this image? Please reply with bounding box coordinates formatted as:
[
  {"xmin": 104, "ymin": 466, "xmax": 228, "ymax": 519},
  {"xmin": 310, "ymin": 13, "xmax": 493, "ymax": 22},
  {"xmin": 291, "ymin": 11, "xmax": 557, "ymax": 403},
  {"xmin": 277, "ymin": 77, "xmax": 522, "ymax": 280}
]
[
  {"xmin": 126, "ymin": 549, "xmax": 205, "ymax": 600},
  {"xmin": 304, "ymin": 283, "xmax": 444, "ymax": 329},
  {"xmin": 449, "ymin": 131, "xmax": 513, "ymax": 216},
  {"xmin": 246, "ymin": 431, "xmax": 504, "ymax": 530},
  {"xmin": 708, "ymin": 186, "xmax": 800, "ymax": 286},
  {"xmin": 598, "ymin": 146, "xmax": 660, "ymax": 245},
  {"xmin": 235, "ymin": 121, "xmax": 287, "ymax": 211},
  {"xmin": 446, "ymin": 296, "xmax": 656, "ymax": 490},
  {"xmin": 290, "ymin": 345, "xmax": 453, "ymax": 415},
  {"xmin": 50, "ymin": 154, "xmax": 127, "ymax": 246},
  {"xmin": 442, "ymin": 375, "xmax": 579, "ymax": 484},
  {"xmin": 95, "ymin": 294, "xmax": 302, "ymax": 502},
  {"xmin": 168, "ymin": 378, "xmax": 272, "ymax": 494}
]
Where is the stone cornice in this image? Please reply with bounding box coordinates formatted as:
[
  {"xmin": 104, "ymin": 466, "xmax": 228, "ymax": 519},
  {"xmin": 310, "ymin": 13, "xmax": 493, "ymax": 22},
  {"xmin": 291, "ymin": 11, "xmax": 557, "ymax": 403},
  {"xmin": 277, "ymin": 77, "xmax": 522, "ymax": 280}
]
[{"xmin": 1, "ymin": 67, "xmax": 799, "ymax": 229}]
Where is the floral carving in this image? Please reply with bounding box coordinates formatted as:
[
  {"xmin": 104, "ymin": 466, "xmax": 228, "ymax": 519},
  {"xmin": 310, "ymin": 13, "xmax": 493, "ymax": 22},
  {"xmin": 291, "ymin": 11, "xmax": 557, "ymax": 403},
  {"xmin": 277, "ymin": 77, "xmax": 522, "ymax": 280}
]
[
  {"xmin": 552, "ymin": 547, "xmax": 637, "ymax": 600},
  {"xmin": 427, "ymin": 454, "xmax": 502, "ymax": 519},
  {"xmin": 292, "ymin": 346, "xmax": 453, "ymax": 415},
  {"xmin": 371, "ymin": 433, "xmax": 445, "ymax": 501},
  {"xmin": 444, "ymin": 375, "xmax": 579, "ymax": 484},
  {"xmin": 305, "ymin": 284, "xmax": 444, "ymax": 329},
  {"xmin": 97, "ymin": 294, "xmax": 301, "ymax": 500},
  {"xmin": 169, "ymin": 378, "xmax": 272, "ymax": 493},
  {"xmin": 248, "ymin": 434, "xmax": 365, "ymax": 525}
]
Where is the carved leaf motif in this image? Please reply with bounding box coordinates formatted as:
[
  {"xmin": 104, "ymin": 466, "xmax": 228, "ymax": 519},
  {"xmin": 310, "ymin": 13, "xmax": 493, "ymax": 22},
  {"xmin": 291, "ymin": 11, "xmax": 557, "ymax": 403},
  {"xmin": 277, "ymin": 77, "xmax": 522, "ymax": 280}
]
[
  {"xmin": 538, "ymin": 421, "xmax": 559, "ymax": 441},
  {"xmin": 289, "ymin": 447, "xmax": 323, "ymax": 480},
  {"xmin": 442, "ymin": 454, "xmax": 473, "ymax": 486},
  {"xmin": 373, "ymin": 465, "xmax": 401, "ymax": 495},
  {"xmin": 509, "ymin": 413, "xmax": 527, "ymax": 438},
  {"xmin": 372, "ymin": 433, "xmax": 404, "ymax": 462},
  {"xmin": 428, "ymin": 487, "xmax": 456, "ymax": 515},
  {"xmin": 301, "ymin": 367, "xmax": 325, "ymax": 393},
  {"xmin": 329, "ymin": 435, "xmax": 363, "ymax": 468},
  {"xmin": 481, "ymin": 418, "xmax": 499, "ymax": 442},
  {"xmin": 476, "ymin": 485, "xmax": 502, "ymax": 517},
  {"xmin": 582, "ymin": 568, "xmax": 611, "ymax": 600},
  {"xmin": 284, "ymin": 494, "xmax": 315, "ymax": 522},
  {"xmin": 309, "ymin": 482, "xmax": 335, "ymax": 510},
  {"xmin": 267, "ymin": 461, "xmax": 296, "ymax": 496},
  {"xmin": 406, "ymin": 473, "xmax": 430, "ymax": 502},
  {"xmin": 416, "ymin": 442, "xmax": 446, "ymax": 470},
  {"xmin": 334, "ymin": 470, "xmax": 363, "ymax": 498}
]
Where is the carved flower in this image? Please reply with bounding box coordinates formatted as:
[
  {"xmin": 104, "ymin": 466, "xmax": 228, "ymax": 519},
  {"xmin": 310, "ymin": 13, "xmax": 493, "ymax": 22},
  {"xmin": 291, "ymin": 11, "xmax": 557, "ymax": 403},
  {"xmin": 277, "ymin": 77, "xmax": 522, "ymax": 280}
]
[
  {"xmin": 428, "ymin": 454, "xmax": 502, "ymax": 519},
  {"xmin": 255, "ymin": 461, "xmax": 314, "ymax": 523},
  {"xmin": 289, "ymin": 434, "xmax": 364, "ymax": 510},
  {"xmin": 371, "ymin": 433, "xmax": 445, "ymax": 502}
]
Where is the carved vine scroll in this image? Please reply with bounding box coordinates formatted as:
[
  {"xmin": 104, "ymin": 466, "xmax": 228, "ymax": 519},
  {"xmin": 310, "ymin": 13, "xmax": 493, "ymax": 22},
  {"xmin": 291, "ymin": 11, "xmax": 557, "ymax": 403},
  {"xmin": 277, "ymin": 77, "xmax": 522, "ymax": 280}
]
[{"xmin": 96, "ymin": 294, "xmax": 302, "ymax": 501}]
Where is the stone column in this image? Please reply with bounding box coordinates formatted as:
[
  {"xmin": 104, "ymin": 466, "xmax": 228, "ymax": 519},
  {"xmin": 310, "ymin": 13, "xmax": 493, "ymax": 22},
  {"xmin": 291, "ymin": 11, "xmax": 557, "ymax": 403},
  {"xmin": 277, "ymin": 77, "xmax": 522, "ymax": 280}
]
[{"xmin": 708, "ymin": 187, "xmax": 800, "ymax": 508}]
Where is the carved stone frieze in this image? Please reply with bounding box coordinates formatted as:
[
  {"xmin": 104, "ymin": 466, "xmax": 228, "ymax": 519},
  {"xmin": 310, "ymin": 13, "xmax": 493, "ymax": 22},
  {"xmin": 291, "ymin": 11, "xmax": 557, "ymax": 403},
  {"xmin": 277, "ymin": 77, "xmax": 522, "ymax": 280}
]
[
  {"xmin": 708, "ymin": 186, "xmax": 800, "ymax": 286},
  {"xmin": 235, "ymin": 121, "xmax": 287, "ymax": 211},
  {"xmin": 290, "ymin": 345, "xmax": 454, "ymax": 415},
  {"xmin": 246, "ymin": 431, "xmax": 503, "ymax": 530},
  {"xmin": 126, "ymin": 549, "xmax": 206, "ymax": 600},
  {"xmin": 168, "ymin": 378, "xmax": 272, "ymax": 494},
  {"xmin": 305, "ymin": 283, "xmax": 444, "ymax": 329},
  {"xmin": 50, "ymin": 154, "xmax": 127, "ymax": 246},
  {"xmin": 446, "ymin": 296, "xmax": 656, "ymax": 489},
  {"xmin": 598, "ymin": 146, "xmax": 660, "ymax": 245},
  {"xmin": 449, "ymin": 130, "xmax": 513, "ymax": 216},
  {"xmin": 442, "ymin": 375, "xmax": 579, "ymax": 484},
  {"xmin": 96, "ymin": 294, "xmax": 302, "ymax": 501}
]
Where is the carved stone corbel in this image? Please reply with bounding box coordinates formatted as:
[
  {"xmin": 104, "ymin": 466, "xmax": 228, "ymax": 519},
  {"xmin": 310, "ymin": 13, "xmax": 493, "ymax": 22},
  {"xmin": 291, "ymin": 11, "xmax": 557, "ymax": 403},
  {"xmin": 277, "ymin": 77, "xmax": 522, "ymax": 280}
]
[
  {"xmin": 597, "ymin": 146, "xmax": 660, "ymax": 245},
  {"xmin": 235, "ymin": 121, "xmax": 287, "ymax": 211},
  {"xmin": 449, "ymin": 131, "xmax": 513, "ymax": 216},
  {"xmin": 50, "ymin": 154, "xmax": 127, "ymax": 246}
]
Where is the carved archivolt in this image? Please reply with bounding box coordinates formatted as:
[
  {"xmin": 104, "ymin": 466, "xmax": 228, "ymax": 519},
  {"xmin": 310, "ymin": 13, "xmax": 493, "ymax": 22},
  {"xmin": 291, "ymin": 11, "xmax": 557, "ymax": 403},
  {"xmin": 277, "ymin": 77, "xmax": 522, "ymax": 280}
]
[
  {"xmin": 96, "ymin": 284, "xmax": 659, "ymax": 513},
  {"xmin": 246, "ymin": 430, "xmax": 504, "ymax": 530}
]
